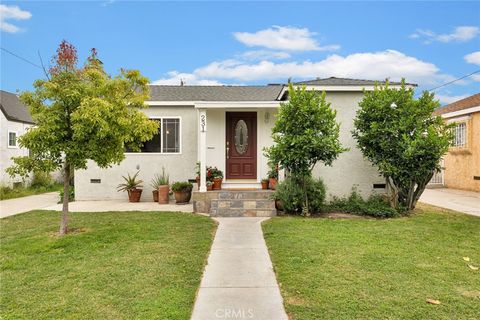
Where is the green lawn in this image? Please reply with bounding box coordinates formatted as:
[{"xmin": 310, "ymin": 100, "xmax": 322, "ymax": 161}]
[
  {"xmin": 0, "ymin": 210, "xmax": 216, "ymax": 320},
  {"xmin": 0, "ymin": 183, "xmax": 62, "ymax": 200},
  {"xmin": 263, "ymin": 204, "xmax": 480, "ymax": 320}
]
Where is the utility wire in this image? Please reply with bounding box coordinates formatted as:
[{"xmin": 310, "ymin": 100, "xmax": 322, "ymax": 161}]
[
  {"xmin": 1, "ymin": 47, "xmax": 43, "ymax": 69},
  {"xmin": 427, "ymin": 69, "xmax": 480, "ymax": 92}
]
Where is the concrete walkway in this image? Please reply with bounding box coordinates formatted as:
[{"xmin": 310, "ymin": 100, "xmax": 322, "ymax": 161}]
[
  {"xmin": 420, "ymin": 188, "xmax": 480, "ymax": 217},
  {"xmin": 191, "ymin": 217, "xmax": 288, "ymax": 320},
  {"xmin": 0, "ymin": 192, "xmax": 59, "ymax": 218}
]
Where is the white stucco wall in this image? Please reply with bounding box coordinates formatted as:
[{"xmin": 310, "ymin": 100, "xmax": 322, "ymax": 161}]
[
  {"xmin": 0, "ymin": 111, "xmax": 33, "ymax": 186},
  {"xmin": 74, "ymin": 106, "xmax": 198, "ymax": 201},
  {"xmin": 312, "ymin": 91, "xmax": 384, "ymax": 199}
]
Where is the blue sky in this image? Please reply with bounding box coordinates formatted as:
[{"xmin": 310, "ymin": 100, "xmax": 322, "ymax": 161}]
[{"xmin": 1, "ymin": 1, "xmax": 479, "ymax": 104}]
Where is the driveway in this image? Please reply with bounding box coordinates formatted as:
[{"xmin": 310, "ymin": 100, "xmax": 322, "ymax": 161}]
[
  {"xmin": 0, "ymin": 192, "xmax": 60, "ymax": 218},
  {"xmin": 420, "ymin": 188, "xmax": 480, "ymax": 217}
]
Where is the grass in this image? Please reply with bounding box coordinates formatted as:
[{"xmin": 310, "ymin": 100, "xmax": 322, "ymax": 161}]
[
  {"xmin": 0, "ymin": 183, "xmax": 62, "ymax": 200},
  {"xmin": 0, "ymin": 210, "xmax": 216, "ymax": 319},
  {"xmin": 263, "ymin": 204, "xmax": 480, "ymax": 319}
]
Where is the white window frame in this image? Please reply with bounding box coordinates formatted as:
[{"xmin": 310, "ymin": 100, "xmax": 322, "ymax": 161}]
[
  {"xmin": 7, "ymin": 130, "xmax": 18, "ymax": 148},
  {"xmin": 125, "ymin": 116, "xmax": 182, "ymax": 155},
  {"xmin": 452, "ymin": 122, "xmax": 466, "ymax": 148}
]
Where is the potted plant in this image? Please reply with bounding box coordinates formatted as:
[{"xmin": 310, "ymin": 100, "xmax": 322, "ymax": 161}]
[
  {"xmin": 117, "ymin": 171, "xmax": 143, "ymax": 202},
  {"xmin": 171, "ymin": 181, "xmax": 193, "ymax": 204},
  {"xmin": 150, "ymin": 174, "xmax": 161, "ymax": 202},
  {"xmin": 206, "ymin": 181, "xmax": 213, "ymax": 191},
  {"xmin": 261, "ymin": 178, "xmax": 269, "ymax": 190},
  {"xmin": 195, "ymin": 162, "xmax": 201, "ymax": 188},
  {"xmin": 268, "ymin": 167, "xmax": 278, "ymax": 190},
  {"xmin": 210, "ymin": 167, "xmax": 223, "ymax": 190},
  {"xmin": 157, "ymin": 167, "xmax": 170, "ymax": 204}
]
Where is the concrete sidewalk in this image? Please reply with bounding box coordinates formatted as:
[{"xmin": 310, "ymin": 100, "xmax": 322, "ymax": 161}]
[
  {"xmin": 191, "ymin": 217, "xmax": 288, "ymax": 320},
  {"xmin": 0, "ymin": 192, "xmax": 59, "ymax": 218},
  {"xmin": 420, "ymin": 188, "xmax": 480, "ymax": 217}
]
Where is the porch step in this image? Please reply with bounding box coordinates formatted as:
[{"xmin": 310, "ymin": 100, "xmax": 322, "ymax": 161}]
[
  {"xmin": 210, "ymin": 199, "xmax": 276, "ymax": 217},
  {"xmin": 192, "ymin": 190, "xmax": 277, "ymax": 217}
]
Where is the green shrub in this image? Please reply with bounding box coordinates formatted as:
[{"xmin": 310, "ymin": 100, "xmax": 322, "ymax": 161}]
[
  {"xmin": 327, "ymin": 189, "xmax": 399, "ymax": 218},
  {"xmin": 171, "ymin": 181, "xmax": 193, "ymax": 192},
  {"xmin": 31, "ymin": 171, "xmax": 53, "ymax": 188},
  {"xmin": 274, "ymin": 175, "xmax": 326, "ymax": 215},
  {"xmin": 58, "ymin": 186, "xmax": 75, "ymax": 203}
]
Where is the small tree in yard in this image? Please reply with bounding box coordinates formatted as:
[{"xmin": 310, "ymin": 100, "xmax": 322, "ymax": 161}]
[
  {"xmin": 264, "ymin": 83, "xmax": 347, "ymax": 215},
  {"xmin": 352, "ymin": 80, "xmax": 452, "ymax": 211},
  {"xmin": 7, "ymin": 41, "xmax": 158, "ymax": 235}
]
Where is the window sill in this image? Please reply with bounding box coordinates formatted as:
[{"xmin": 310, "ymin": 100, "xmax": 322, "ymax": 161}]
[
  {"xmin": 124, "ymin": 152, "xmax": 182, "ymax": 156},
  {"xmin": 449, "ymin": 147, "xmax": 472, "ymax": 155}
]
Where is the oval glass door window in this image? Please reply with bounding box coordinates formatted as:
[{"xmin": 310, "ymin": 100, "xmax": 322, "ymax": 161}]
[{"xmin": 234, "ymin": 120, "xmax": 248, "ymax": 155}]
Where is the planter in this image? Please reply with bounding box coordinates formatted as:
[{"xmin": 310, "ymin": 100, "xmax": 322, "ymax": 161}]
[
  {"xmin": 158, "ymin": 185, "xmax": 169, "ymax": 204},
  {"xmin": 207, "ymin": 184, "xmax": 213, "ymax": 191},
  {"xmin": 275, "ymin": 199, "xmax": 284, "ymax": 211},
  {"xmin": 174, "ymin": 190, "xmax": 192, "ymax": 204},
  {"xmin": 261, "ymin": 180, "xmax": 269, "ymax": 190},
  {"xmin": 127, "ymin": 189, "xmax": 142, "ymax": 202},
  {"xmin": 196, "ymin": 176, "xmax": 200, "ymax": 188},
  {"xmin": 213, "ymin": 178, "xmax": 223, "ymax": 190},
  {"xmin": 152, "ymin": 190, "xmax": 159, "ymax": 202},
  {"xmin": 269, "ymin": 178, "xmax": 278, "ymax": 190}
]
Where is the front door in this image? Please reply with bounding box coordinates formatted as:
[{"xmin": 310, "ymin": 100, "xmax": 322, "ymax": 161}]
[{"xmin": 226, "ymin": 112, "xmax": 257, "ymax": 179}]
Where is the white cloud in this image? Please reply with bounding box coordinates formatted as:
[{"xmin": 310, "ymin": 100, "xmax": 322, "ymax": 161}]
[
  {"xmin": 435, "ymin": 94, "xmax": 470, "ymax": 105},
  {"xmin": 233, "ymin": 26, "xmax": 339, "ymax": 51},
  {"xmin": 151, "ymin": 71, "xmax": 223, "ymax": 85},
  {"xmin": 0, "ymin": 4, "xmax": 32, "ymax": 33},
  {"xmin": 410, "ymin": 26, "xmax": 479, "ymax": 44},
  {"xmin": 193, "ymin": 50, "xmax": 451, "ymax": 85},
  {"xmin": 464, "ymin": 51, "xmax": 480, "ymax": 66},
  {"xmin": 239, "ymin": 50, "xmax": 291, "ymax": 61},
  {"xmin": 470, "ymin": 74, "xmax": 480, "ymax": 82}
]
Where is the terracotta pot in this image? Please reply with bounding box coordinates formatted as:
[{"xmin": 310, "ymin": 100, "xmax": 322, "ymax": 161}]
[
  {"xmin": 207, "ymin": 184, "xmax": 213, "ymax": 191},
  {"xmin": 213, "ymin": 178, "xmax": 222, "ymax": 190},
  {"xmin": 261, "ymin": 181, "xmax": 269, "ymax": 190},
  {"xmin": 152, "ymin": 190, "xmax": 159, "ymax": 202},
  {"xmin": 127, "ymin": 189, "xmax": 142, "ymax": 202},
  {"xmin": 275, "ymin": 199, "xmax": 284, "ymax": 211},
  {"xmin": 158, "ymin": 185, "xmax": 169, "ymax": 204},
  {"xmin": 196, "ymin": 176, "xmax": 200, "ymax": 188},
  {"xmin": 174, "ymin": 190, "xmax": 192, "ymax": 204},
  {"xmin": 269, "ymin": 178, "xmax": 278, "ymax": 190}
]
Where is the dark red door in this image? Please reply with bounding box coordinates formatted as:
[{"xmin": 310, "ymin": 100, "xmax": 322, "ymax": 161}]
[{"xmin": 226, "ymin": 112, "xmax": 257, "ymax": 179}]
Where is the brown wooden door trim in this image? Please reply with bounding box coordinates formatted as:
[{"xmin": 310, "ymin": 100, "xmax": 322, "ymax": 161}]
[{"xmin": 226, "ymin": 112, "xmax": 257, "ymax": 179}]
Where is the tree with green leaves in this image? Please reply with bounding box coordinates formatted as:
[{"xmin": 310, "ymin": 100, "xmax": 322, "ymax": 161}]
[
  {"xmin": 7, "ymin": 41, "xmax": 158, "ymax": 235},
  {"xmin": 264, "ymin": 83, "xmax": 347, "ymax": 215},
  {"xmin": 352, "ymin": 80, "xmax": 452, "ymax": 211}
]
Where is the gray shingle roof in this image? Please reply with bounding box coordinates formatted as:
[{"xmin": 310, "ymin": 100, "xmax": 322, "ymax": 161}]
[
  {"xmin": 148, "ymin": 85, "xmax": 284, "ymax": 101},
  {"xmin": 0, "ymin": 90, "xmax": 34, "ymax": 124},
  {"xmin": 294, "ymin": 77, "xmax": 416, "ymax": 86}
]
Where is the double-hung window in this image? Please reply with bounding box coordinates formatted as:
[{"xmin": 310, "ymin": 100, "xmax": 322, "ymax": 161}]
[
  {"xmin": 128, "ymin": 117, "xmax": 181, "ymax": 154},
  {"xmin": 452, "ymin": 122, "xmax": 466, "ymax": 147},
  {"xmin": 8, "ymin": 131, "xmax": 17, "ymax": 148}
]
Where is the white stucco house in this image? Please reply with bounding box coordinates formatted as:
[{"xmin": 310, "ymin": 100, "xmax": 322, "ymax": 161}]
[
  {"xmin": 75, "ymin": 77, "xmax": 415, "ymax": 206},
  {"xmin": 0, "ymin": 90, "xmax": 35, "ymax": 187}
]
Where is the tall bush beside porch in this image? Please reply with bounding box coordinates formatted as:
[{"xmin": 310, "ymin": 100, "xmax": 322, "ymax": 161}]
[{"xmin": 264, "ymin": 83, "xmax": 346, "ymax": 215}]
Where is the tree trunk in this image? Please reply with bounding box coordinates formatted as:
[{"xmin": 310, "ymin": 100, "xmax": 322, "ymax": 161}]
[
  {"xmin": 59, "ymin": 162, "xmax": 70, "ymax": 235},
  {"xmin": 303, "ymin": 177, "xmax": 310, "ymax": 217}
]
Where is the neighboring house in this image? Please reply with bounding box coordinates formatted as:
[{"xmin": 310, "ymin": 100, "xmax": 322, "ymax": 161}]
[
  {"xmin": 0, "ymin": 90, "xmax": 35, "ymax": 186},
  {"xmin": 432, "ymin": 93, "xmax": 480, "ymax": 192},
  {"xmin": 75, "ymin": 77, "xmax": 416, "ymax": 203}
]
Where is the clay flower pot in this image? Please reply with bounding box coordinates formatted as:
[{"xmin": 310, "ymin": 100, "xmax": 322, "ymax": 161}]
[
  {"xmin": 213, "ymin": 177, "xmax": 222, "ymax": 190},
  {"xmin": 261, "ymin": 180, "xmax": 269, "ymax": 190},
  {"xmin": 127, "ymin": 189, "xmax": 142, "ymax": 202},
  {"xmin": 269, "ymin": 178, "xmax": 278, "ymax": 190},
  {"xmin": 152, "ymin": 190, "xmax": 159, "ymax": 202},
  {"xmin": 174, "ymin": 191, "xmax": 192, "ymax": 204},
  {"xmin": 207, "ymin": 183, "xmax": 213, "ymax": 191},
  {"xmin": 158, "ymin": 185, "xmax": 169, "ymax": 204}
]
